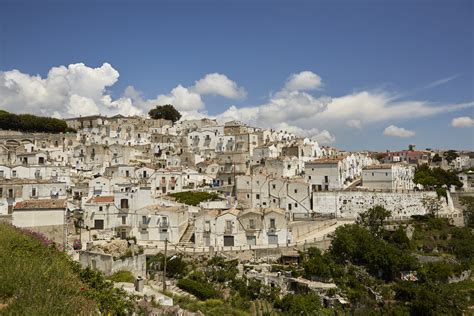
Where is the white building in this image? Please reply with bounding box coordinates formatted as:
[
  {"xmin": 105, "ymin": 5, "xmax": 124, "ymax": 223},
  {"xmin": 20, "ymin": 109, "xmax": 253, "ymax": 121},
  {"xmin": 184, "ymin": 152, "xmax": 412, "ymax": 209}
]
[{"xmin": 362, "ymin": 164, "xmax": 414, "ymax": 192}]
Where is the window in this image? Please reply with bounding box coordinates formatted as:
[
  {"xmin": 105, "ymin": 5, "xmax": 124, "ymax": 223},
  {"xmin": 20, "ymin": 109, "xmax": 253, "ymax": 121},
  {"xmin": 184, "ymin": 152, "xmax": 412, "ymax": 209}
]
[
  {"xmin": 249, "ymin": 219, "xmax": 255, "ymax": 229},
  {"xmin": 8, "ymin": 189, "xmax": 13, "ymax": 198},
  {"xmin": 225, "ymin": 220, "xmax": 232, "ymax": 231},
  {"xmin": 12, "ymin": 171, "xmax": 17, "ymax": 178},
  {"xmin": 269, "ymin": 218, "xmax": 276, "ymax": 229},
  {"xmin": 246, "ymin": 194, "xmax": 250, "ymax": 198},
  {"xmin": 288, "ymin": 203, "xmax": 292, "ymax": 211},
  {"xmin": 294, "ymin": 189, "xmax": 298, "ymax": 193},
  {"xmin": 256, "ymin": 194, "xmax": 260, "ymax": 199},
  {"xmin": 0, "ymin": 171, "xmax": 3, "ymax": 178},
  {"xmin": 0, "ymin": 188, "xmax": 2, "ymax": 197},
  {"xmin": 31, "ymin": 188, "xmax": 37, "ymax": 197},
  {"xmin": 308, "ymin": 176, "xmax": 312, "ymax": 180},
  {"xmin": 324, "ymin": 176, "xmax": 329, "ymax": 182},
  {"xmin": 273, "ymin": 199, "xmax": 276, "ymax": 203},
  {"xmin": 142, "ymin": 216, "xmax": 147, "ymax": 224},
  {"xmin": 99, "ymin": 206, "xmax": 103, "ymax": 211},
  {"xmin": 94, "ymin": 220, "xmax": 104, "ymax": 230},
  {"xmin": 272, "ymin": 184, "xmax": 276, "ymax": 189},
  {"xmin": 120, "ymin": 199, "xmax": 129, "ymax": 209},
  {"xmin": 294, "ymin": 203, "xmax": 298, "ymax": 208},
  {"xmin": 372, "ymin": 172, "xmax": 374, "ymax": 176},
  {"xmin": 122, "ymin": 217, "xmax": 126, "ymax": 225}
]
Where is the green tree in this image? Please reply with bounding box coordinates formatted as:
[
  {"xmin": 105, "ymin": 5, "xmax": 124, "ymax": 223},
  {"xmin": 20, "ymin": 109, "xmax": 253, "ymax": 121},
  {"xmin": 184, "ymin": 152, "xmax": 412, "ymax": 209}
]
[
  {"xmin": 148, "ymin": 104, "xmax": 181, "ymax": 122},
  {"xmin": 431, "ymin": 153, "xmax": 442, "ymax": 163},
  {"xmin": 356, "ymin": 205, "xmax": 391, "ymax": 237},
  {"xmin": 444, "ymin": 150, "xmax": 459, "ymax": 164},
  {"xmin": 459, "ymin": 196, "xmax": 474, "ymax": 227},
  {"xmin": 302, "ymin": 247, "xmax": 333, "ymax": 280},
  {"xmin": 276, "ymin": 293, "xmax": 323, "ymax": 315}
]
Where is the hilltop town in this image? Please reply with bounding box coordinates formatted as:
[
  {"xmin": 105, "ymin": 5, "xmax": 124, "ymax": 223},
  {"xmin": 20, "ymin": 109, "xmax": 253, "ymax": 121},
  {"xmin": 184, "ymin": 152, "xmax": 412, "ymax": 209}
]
[{"xmin": 0, "ymin": 110, "xmax": 472, "ymax": 314}]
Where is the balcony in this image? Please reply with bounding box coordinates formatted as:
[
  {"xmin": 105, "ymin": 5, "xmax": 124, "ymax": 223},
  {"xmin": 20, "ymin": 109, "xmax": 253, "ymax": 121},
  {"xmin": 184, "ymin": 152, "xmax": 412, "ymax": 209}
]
[
  {"xmin": 246, "ymin": 225, "xmax": 258, "ymax": 233},
  {"xmin": 267, "ymin": 226, "xmax": 277, "ymax": 233},
  {"xmin": 139, "ymin": 222, "xmax": 148, "ymax": 229},
  {"xmin": 224, "ymin": 227, "xmax": 233, "ymax": 234}
]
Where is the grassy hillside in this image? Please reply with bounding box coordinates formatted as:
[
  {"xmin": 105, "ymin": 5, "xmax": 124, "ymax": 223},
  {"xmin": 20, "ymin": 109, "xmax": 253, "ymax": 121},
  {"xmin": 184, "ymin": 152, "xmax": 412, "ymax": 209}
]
[{"xmin": 0, "ymin": 224, "xmax": 134, "ymax": 314}]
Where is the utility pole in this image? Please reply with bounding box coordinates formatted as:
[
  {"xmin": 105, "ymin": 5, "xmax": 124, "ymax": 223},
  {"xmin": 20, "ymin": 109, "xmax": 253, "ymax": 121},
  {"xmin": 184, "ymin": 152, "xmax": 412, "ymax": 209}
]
[{"xmin": 162, "ymin": 238, "xmax": 168, "ymax": 292}]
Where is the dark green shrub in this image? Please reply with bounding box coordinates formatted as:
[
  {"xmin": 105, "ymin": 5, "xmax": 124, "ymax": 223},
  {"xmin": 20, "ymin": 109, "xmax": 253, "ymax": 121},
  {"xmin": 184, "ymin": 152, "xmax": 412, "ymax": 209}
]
[{"xmin": 177, "ymin": 278, "xmax": 217, "ymax": 300}]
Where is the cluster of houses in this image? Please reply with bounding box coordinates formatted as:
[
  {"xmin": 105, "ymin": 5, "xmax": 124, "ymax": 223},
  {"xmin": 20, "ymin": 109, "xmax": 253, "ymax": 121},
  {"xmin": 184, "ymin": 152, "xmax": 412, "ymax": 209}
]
[{"xmin": 0, "ymin": 114, "xmax": 470, "ymax": 250}]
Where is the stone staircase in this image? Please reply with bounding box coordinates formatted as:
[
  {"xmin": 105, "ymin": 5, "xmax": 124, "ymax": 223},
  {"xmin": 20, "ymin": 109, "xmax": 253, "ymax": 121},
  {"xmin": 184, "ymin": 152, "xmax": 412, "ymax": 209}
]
[{"xmin": 179, "ymin": 223, "xmax": 195, "ymax": 245}]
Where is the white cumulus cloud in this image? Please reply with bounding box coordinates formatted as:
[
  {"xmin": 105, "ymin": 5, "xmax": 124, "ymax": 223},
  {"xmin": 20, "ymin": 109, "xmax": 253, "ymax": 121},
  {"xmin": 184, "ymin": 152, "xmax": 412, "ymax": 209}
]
[
  {"xmin": 193, "ymin": 73, "xmax": 246, "ymax": 99},
  {"xmin": 451, "ymin": 116, "xmax": 474, "ymax": 128},
  {"xmin": 383, "ymin": 125, "xmax": 416, "ymax": 138},
  {"xmin": 154, "ymin": 85, "xmax": 204, "ymax": 111},
  {"xmin": 284, "ymin": 71, "xmax": 323, "ymax": 91},
  {"xmin": 0, "ymin": 63, "xmax": 140, "ymax": 118}
]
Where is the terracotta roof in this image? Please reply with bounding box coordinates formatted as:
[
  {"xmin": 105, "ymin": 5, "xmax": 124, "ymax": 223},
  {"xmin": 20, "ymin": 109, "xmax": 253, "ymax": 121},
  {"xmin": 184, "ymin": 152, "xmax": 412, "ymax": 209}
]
[
  {"xmin": 14, "ymin": 199, "xmax": 67, "ymax": 210},
  {"xmin": 87, "ymin": 196, "xmax": 114, "ymax": 203}
]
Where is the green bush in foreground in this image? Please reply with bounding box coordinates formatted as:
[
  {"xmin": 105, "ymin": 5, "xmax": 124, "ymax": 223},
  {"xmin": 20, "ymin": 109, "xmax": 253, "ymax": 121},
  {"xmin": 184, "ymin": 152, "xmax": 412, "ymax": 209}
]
[
  {"xmin": 0, "ymin": 223, "xmax": 134, "ymax": 315},
  {"xmin": 177, "ymin": 278, "xmax": 218, "ymax": 300}
]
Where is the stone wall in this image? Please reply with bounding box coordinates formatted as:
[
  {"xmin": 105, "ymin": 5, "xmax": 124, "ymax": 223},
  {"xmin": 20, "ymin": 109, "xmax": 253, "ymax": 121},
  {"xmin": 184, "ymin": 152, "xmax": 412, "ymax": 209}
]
[
  {"xmin": 79, "ymin": 251, "xmax": 146, "ymax": 278},
  {"xmin": 312, "ymin": 191, "xmax": 442, "ymax": 219}
]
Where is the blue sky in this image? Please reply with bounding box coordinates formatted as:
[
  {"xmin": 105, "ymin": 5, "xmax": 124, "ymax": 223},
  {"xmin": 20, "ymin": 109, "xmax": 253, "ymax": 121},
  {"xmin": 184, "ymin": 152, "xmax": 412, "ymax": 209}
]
[{"xmin": 0, "ymin": 0, "xmax": 472, "ymax": 151}]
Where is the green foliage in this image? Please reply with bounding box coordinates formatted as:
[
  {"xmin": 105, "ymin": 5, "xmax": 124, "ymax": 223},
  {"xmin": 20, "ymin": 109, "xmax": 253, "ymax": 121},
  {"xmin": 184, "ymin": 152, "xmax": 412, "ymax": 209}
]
[
  {"xmin": 0, "ymin": 110, "xmax": 71, "ymax": 133},
  {"xmin": 444, "ymin": 150, "xmax": 459, "ymax": 164},
  {"xmin": 107, "ymin": 270, "xmax": 135, "ymax": 283},
  {"xmin": 205, "ymin": 256, "xmax": 239, "ymax": 283},
  {"xmin": 459, "ymin": 196, "xmax": 474, "ymax": 227},
  {"xmin": 147, "ymin": 253, "xmax": 187, "ymax": 278},
  {"xmin": 448, "ymin": 227, "xmax": 474, "ymax": 263},
  {"xmin": 173, "ymin": 295, "xmax": 249, "ymax": 316},
  {"xmin": 356, "ymin": 205, "xmax": 391, "ymax": 237},
  {"xmin": 276, "ymin": 293, "xmax": 323, "ymax": 315},
  {"xmin": 0, "ymin": 223, "xmax": 134, "ymax": 315},
  {"xmin": 432, "ymin": 153, "xmax": 442, "ymax": 163},
  {"xmin": 389, "ymin": 226, "xmax": 411, "ymax": 250},
  {"xmin": 394, "ymin": 281, "xmax": 470, "ymax": 315},
  {"xmin": 329, "ymin": 224, "xmax": 418, "ymax": 280},
  {"xmin": 177, "ymin": 278, "xmax": 218, "ymax": 300},
  {"xmin": 72, "ymin": 264, "xmax": 136, "ymax": 314},
  {"xmin": 414, "ymin": 164, "xmax": 462, "ymax": 188},
  {"xmin": 148, "ymin": 104, "xmax": 182, "ymax": 122},
  {"xmin": 419, "ymin": 261, "xmax": 462, "ymax": 283},
  {"xmin": 169, "ymin": 191, "xmax": 222, "ymax": 206},
  {"xmin": 302, "ymin": 247, "xmax": 334, "ymax": 280}
]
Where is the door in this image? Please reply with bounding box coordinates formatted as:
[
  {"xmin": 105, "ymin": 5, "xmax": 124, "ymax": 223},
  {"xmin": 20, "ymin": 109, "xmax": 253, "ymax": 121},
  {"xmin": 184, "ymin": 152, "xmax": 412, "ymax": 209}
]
[
  {"xmin": 246, "ymin": 236, "xmax": 256, "ymax": 246},
  {"xmin": 268, "ymin": 235, "xmax": 278, "ymax": 245}
]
